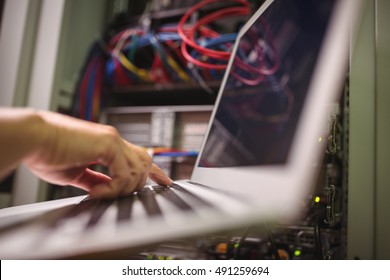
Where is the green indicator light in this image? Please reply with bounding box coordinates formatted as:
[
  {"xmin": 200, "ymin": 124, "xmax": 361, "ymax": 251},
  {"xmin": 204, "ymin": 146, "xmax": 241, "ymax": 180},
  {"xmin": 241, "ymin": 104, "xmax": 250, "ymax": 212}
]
[
  {"xmin": 234, "ymin": 243, "xmax": 239, "ymax": 249},
  {"xmin": 315, "ymin": 196, "xmax": 321, "ymax": 203},
  {"xmin": 294, "ymin": 250, "xmax": 301, "ymax": 257},
  {"xmin": 146, "ymin": 254, "xmax": 154, "ymax": 260}
]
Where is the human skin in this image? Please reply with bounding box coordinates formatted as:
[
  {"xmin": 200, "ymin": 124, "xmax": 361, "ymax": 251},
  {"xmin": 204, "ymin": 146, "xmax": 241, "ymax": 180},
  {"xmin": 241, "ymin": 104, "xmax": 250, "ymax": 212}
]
[{"xmin": 0, "ymin": 108, "xmax": 172, "ymax": 199}]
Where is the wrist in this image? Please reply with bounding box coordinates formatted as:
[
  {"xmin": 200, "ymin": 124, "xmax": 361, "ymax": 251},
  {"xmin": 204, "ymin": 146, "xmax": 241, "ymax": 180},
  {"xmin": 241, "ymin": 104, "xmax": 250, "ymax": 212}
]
[
  {"xmin": 28, "ymin": 110, "xmax": 51, "ymax": 151},
  {"xmin": 0, "ymin": 108, "xmax": 52, "ymax": 178},
  {"xmin": 23, "ymin": 110, "xmax": 55, "ymax": 165}
]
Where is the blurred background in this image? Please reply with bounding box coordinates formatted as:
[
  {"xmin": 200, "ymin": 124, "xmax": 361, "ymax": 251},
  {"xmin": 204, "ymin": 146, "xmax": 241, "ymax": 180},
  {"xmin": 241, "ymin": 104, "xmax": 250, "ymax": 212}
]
[{"xmin": 0, "ymin": 0, "xmax": 389, "ymax": 259}]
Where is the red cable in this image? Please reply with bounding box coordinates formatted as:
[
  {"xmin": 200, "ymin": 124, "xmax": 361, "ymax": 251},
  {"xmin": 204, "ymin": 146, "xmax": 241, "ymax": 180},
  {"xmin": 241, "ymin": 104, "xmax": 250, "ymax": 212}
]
[
  {"xmin": 178, "ymin": 0, "xmax": 249, "ymax": 60},
  {"xmin": 178, "ymin": 0, "xmax": 249, "ymax": 50},
  {"xmin": 180, "ymin": 8, "xmax": 249, "ymax": 69},
  {"xmin": 186, "ymin": 7, "xmax": 249, "ymax": 59},
  {"xmin": 230, "ymin": 68, "xmax": 264, "ymax": 86}
]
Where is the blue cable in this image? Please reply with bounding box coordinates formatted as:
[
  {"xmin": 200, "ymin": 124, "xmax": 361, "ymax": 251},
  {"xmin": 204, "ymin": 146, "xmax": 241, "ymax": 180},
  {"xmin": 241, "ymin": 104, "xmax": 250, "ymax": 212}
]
[
  {"xmin": 154, "ymin": 151, "xmax": 199, "ymax": 157},
  {"xmin": 86, "ymin": 58, "xmax": 99, "ymax": 121}
]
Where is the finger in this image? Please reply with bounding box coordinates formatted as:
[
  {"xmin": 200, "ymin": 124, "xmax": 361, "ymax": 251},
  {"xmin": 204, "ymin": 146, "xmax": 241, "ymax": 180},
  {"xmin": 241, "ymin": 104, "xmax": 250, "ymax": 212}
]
[
  {"xmin": 148, "ymin": 163, "xmax": 173, "ymax": 186},
  {"xmin": 134, "ymin": 170, "xmax": 149, "ymax": 192},
  {"xmin": 92, "ymin": 147, "xmax": 131, "ymax": 199},
  {"xmin": 69, "ymin": 168, "xmax": 112, "ymax": 193},
  {"xmin": 120, "ymin": 144, "xmax": 149, "ymax": 194}
]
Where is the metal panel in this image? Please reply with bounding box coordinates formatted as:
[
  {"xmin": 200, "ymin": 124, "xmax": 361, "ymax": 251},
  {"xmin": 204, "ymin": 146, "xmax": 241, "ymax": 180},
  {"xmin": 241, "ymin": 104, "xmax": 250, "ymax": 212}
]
[
  {"xmin": 375, "ymin": 0, "xmax": 390, "ymax": 260},
  {"xmin": 348, "ymin": 0, "xmax": 390, "ymax": 260},
  {"xmin": 348, "ymin": 0, "xmax": 376, "ymax": 259},
  {"xmin": 12, "ymin": 0, "xmax": 66, "ymax": 206},
  {"xmin": 0, "ymin": 0, "xmax": 38, "ymax": 107}
]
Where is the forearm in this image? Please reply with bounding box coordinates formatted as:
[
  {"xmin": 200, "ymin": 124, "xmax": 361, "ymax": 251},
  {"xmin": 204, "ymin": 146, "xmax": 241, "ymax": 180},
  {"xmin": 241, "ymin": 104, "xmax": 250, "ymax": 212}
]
[{"xmin": 0, "ymin": 108, "xmax": 49, "ymax": 179}]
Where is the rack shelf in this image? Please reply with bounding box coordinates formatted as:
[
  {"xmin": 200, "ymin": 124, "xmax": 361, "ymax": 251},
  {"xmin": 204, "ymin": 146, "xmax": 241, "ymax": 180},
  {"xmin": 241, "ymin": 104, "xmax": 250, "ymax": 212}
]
[{"xmin": 103, "ymin": 82, "xmax": 220, "ymax": 107}]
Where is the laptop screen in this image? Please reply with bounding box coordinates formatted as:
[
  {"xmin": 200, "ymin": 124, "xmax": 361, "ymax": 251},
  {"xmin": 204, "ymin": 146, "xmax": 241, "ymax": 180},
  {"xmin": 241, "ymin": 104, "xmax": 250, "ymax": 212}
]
[{"xmin": 198, "ymin": 0, "xmax": 336, "ymax": 167}]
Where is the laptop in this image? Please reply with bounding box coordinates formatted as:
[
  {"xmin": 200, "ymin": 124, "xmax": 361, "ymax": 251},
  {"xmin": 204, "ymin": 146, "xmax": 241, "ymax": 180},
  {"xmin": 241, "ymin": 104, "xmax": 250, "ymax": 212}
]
[{"xmin": 0, "ymin": 0, "xmax": 363, "ymax": 259}]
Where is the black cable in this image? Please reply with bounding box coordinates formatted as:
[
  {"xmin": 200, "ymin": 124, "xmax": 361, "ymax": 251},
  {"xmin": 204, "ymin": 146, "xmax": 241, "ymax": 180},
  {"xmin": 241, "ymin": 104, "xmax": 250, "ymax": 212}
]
[
  {"xmin": 235, "ymin": 225, "xmax": 251, "ymax": 260},
  {"xmin": 314, "ymin": 225, "xmax": 324, "ymax": 260},
  {"xmin": 264, "ymin": 223, "xmax": 280, "ymax": 260}
]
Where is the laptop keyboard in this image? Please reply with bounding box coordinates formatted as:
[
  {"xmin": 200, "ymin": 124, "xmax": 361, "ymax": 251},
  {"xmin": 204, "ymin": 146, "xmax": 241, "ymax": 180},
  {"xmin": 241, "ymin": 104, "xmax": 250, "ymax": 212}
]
[
  {"xmin": 0, "ymin": 182, "xmax": 250, "ymax": 258},
  {"xmin": 0, "ymin": 182, "xmax": 250, "ymax": 239},
  {"xmin": 22, "ymin": 184, "xmax": 218, "ymax": 232},
  {"xmin": 1, "ymin": 182, "xmax": 250, "ymax": 235}
]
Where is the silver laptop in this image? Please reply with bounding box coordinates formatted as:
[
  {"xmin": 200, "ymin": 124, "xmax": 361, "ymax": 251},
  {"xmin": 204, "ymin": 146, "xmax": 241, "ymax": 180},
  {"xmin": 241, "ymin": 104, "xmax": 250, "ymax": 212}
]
[{"xmin": 0, "ymin": 0, "xmax": 363, "ymax": 259}]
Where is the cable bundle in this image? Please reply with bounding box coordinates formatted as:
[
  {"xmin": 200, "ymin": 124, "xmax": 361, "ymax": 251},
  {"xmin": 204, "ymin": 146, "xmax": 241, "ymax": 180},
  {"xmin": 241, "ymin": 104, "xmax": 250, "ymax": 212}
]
[
  {"xmin": 178, "ymin": 0, "xmax": 250, "ymax": 70},
  {"xmin": 106, "ymin": 25, "xmax": 191, "ymax": 86},
  {"xmin": 72, "ymin": 41, "xmax": 106, "ymax": 121},
  {"xmin": 71, "ymin": 0, "xmax": 250, "ymax": 121}
]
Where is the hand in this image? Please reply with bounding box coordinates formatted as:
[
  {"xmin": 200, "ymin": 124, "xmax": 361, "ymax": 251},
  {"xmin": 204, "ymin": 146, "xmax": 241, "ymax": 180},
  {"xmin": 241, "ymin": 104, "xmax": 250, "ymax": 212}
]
[{"xmin": 24, "ymin": 111, "xmax": 172, "ymax": 199}]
